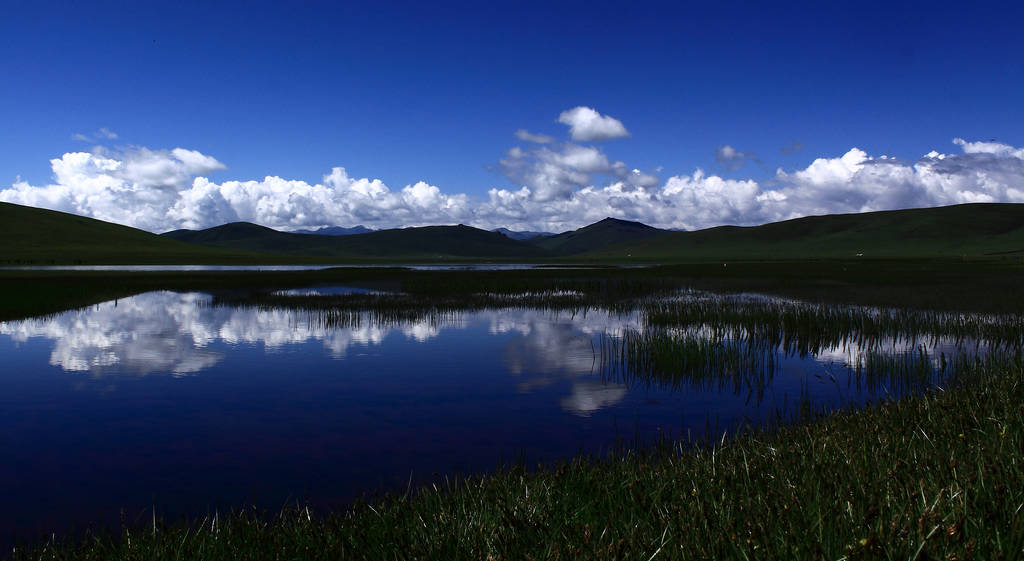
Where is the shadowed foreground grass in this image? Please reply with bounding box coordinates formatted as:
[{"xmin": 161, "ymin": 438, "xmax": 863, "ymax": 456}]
[{"xmin": 13, "ymin": 353, "xmax": 1023, "ymax": 560}]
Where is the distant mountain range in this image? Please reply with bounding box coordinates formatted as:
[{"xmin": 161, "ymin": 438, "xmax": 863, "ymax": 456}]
[
  {"xmin": 162, "ymin": 217, "xmax": 666, "ymax": 260},
  {"xmin": 291, "ymin": 225, "xmax": 375, "ymax": 236},
  {"xmin": 285, "ymin": 225, "xmax": 548, "ymax": 240},
  {"xmin": 163, "ymin": 222, "xmax": 548, "ymax": 259},
  {"xmin": 3, "ymin": 201, "xmax": 1024, "ymax": 265},
  {"xmin": 531, "ymin": 218, "xmax": 663, "ymax": 255},
  {"xmin": 492, "ymin": 228, "xmax": 553, "ymax": 241}
]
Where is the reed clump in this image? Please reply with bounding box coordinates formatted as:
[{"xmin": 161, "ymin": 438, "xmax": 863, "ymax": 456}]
[
  {"xmin": 643, "ymin": 293, "xmax": 1024, "ymax": 352},
  {"xmin": 208, "ymin": 286, "xmax": 652, "ymax": 331},
  {"xmin": 591, "ymin": 292, "xmax": 1020, "ymax": 397},
  {"xmin": 602, "ymin": 326, "xmax": 990, "ymax": 400}
]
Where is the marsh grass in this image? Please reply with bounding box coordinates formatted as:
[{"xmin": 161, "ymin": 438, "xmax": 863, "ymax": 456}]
[
  {"xmin": 643, "ymin": 293, "xmax": 1024, "ymax": 351},
  {"xmin": 595, "ymin": 293, "xmax": 1020, "ymax": 397},
  {"xmin": 600, "ymin": 327, "xmax": 778, "ymax": 398},
  {"xmin": 214, "ymin": 286, "xmax": 1024, "ymax": 353},
  {"xmin": 228, "ymin": 288, "xmax": 1018, "ymax": 406},
  {"xmin": 207, "ymin": 291, "xmax": 597, "ymax": 332}
]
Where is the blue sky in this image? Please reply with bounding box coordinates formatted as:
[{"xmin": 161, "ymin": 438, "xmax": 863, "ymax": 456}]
[{"xmin": 2, "ymin": 0, "xmax": 1023, "ymax": 232}]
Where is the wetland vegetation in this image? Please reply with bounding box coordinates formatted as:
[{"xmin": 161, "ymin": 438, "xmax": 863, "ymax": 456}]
[{"xmin": 3, "ymin": 257, "xmax": 1023, "ymax": 559}]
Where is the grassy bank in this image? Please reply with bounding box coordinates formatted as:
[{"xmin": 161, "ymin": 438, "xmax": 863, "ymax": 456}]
[{"xmin": 11, "ymin": 352, "xmax": 1022, "ymax": 560}]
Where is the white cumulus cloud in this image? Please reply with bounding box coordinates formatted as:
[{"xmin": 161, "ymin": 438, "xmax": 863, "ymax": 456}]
[
  {"xmin": 483, "ymin": 139, "xmax": 1024, "ymax": 232},
  {"xmin": 953, "ymin": 137, "xmax": 1024, "ymax": 159},
  {"xmin": 514, "ymin": 129, "xmax": 555, "ymax": 144},
  {"xmin": 497, "ymin": 140, "xmax": 659, "ymax": 204},
  {"xmin": 0, "ymin": 148, "xmax": 471, "ymax": 232},
  {"xmin": 3, "ymin": 135, "xmax": 1024, "ymax": 235},
  {"xmin": 715, "ymin": 145, "xmax": 756, "ymax": 171},
  {"xmin": 556, "ymin": 106, "xmax": 630, "ymax": 141},
  {"xmin": 73, "ymin": 127, "xmax": 119, "ymax": 142}
]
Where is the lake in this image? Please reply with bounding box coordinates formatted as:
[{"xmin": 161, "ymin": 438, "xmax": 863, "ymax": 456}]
[
  {"xmin": 0, "ymin": 264, "xmax": 647, "ymax": 272},
  {"xmin": 0, "ymin": 288, "xmax": 985, "ymax": 545}
]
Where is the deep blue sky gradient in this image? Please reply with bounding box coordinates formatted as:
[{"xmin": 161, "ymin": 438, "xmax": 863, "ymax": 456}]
[{"xmin": 3, "ymin": 0, "xmax": 1022, "ymax": 193}]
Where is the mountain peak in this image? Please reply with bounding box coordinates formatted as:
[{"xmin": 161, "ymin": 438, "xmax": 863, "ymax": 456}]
[
  {"xmin": 589, "ymin": 217, "xmax": 657, "ymax": 230},
  {"xmin": 531, "ymin": 217, "xmax": 666, "ymax": 255},
  {"xmin": 292, "ymin": 225, "xmax": 375, "ymax": 236},
  {"xmin": 493, "ymin": 227, "xmax": 554, "ymax": 241}
]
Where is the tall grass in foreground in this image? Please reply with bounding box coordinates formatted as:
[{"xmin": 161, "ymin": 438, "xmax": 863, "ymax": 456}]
[{"xmin": 12, "ymin": 352, "xmax": 1023, "ymax": 560}]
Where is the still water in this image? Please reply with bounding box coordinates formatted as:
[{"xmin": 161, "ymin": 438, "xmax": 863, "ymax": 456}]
[
  {"xmin": 0, "ymin": 264, "xmax": 642, "ymax": 272},
  {"xmin": 0, "ymin": 290, "xmax": 955, "ymax": 543}
]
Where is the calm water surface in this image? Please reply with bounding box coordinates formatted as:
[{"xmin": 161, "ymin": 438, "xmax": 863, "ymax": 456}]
[
  {"xmin": 0, "ymin": 290, "xmax": 952, "ymax": 543},
  {"xmin": 0, "ymin": 264, "xmax": 643, "ymax": 272}
]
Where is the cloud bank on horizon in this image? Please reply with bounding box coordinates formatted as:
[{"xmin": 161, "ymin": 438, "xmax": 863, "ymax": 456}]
[{"xmin": 2, "ymin": 106, "xmax": 1023, "ymax": 234}]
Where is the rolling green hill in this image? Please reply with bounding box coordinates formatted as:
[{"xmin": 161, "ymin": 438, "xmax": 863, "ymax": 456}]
[
  {"xmin": 530, "ymin": 217, "xmax": 665, "ymax": 255},
  {"xmin": 0, "ymin": 202, "xmax": 281, "ymax": 265},
  {"xmin": 5, "ymin": 201, "xmax": 1024, "ymax": 265},
  {"xmin": 581, "ymin": 203, "xmax": 1024, "ymax": 261},
  {"xmin": 164, "ymin": 222, "xmax": 550, "ymax": 260}
]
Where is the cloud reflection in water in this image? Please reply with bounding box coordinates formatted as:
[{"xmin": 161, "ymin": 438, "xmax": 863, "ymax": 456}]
[
  {"xmin": 0, "ymin": 292, "xmax": 641, "ymax": 416},
  {"xmin": 489, "ymin": 309, "xmax": 642, "ymax": 415}
]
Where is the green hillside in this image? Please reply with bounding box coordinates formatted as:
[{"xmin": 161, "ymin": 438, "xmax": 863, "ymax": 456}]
[
  {"xmin": 0, "ymin": 202, "xmax": 281, "ymax": 265},
  {"xmin": 5, "ymin": 201, "xmax": 1024, "ymax": 265},
  {"xmin": 530, "ymin": 217, "xmax": 665, "ymax": 255},
  {"xmin": 162, "ymin": 222, "xmax": 286, "ymax": 249},
  {"xmin": 164, "ymin": 222, "xmax": 550, "ymax": 259},
  {"xmin": 582, "ymin": 203, "xmax": 1024, "ymax": 261}
]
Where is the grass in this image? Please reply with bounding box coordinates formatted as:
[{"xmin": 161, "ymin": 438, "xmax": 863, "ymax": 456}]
[
  {"xmin": 230, "ymin": 284, "xmax": 1002, "ymax": 401},
  {"xmin": 600, "ymin": 292, "xmax": 1013, "ymax": 401},
  {"xmin": 600, "ymin": 327, "xmax": 778, "ymax": 396},
  {"xmin": 10, "ymin": 351, "xmax": 1022, "ymax": 560},
  {"xmin": 642, "ymin": 293, "xmax": 1024, "ymax": 351}
]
